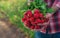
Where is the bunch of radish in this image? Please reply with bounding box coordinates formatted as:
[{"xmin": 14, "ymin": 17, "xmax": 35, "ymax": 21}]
[{"xmin": 22, "ymin": 9, "xmax": 49, "ymax": 30}]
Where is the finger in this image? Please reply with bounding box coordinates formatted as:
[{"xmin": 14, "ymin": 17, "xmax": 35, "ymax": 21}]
[
  {"xmin": 34, "ymin": 29, "xmax": 41, "ymax": 31},
  {"xmin": 37, "ymin": 23, "xmax": 43, "ymax": 25},
  {"xmin": 37, "ymin": 22, "xmax": 49, "ymax": 26},
  {"xmin": 44, "ymin": 22, "xmax": 49, "ymax": 25},
  {"xmin": 40, "ymin": 25, "xmax": 47, "ymax": 31}
]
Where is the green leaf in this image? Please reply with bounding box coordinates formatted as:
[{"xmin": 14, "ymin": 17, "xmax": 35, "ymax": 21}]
[
  {"xmin": 47, "ymin": 8, "xmax": 54, "ymax": 13},
  {"xmin": 40, "ymin": 3, "xmax": 47, "ymax": 9}
]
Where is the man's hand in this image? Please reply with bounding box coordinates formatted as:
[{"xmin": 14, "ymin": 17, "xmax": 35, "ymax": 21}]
[
  {"xmin": 32, "ymin": 13, "xmax": 53, "ymax": 31},
  {"xmin": 45, "ymin": 13, "xmax": 52, "ymax": 18}
]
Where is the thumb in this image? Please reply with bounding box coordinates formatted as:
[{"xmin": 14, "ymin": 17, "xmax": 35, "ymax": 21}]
[{"xmin": 45, "ymin": 13, "xmax": 52, "ymax": 18}]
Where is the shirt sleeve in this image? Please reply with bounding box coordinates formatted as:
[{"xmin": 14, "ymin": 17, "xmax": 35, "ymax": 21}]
[
  {"xmin": 56, "ymin": 2, "xmax": 60, "ymax": 8},
  {"xmin": 56, "ymin": 0, "xmax": 60, "ymax": 8}
]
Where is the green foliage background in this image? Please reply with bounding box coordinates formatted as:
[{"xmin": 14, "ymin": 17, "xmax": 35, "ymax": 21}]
[{"xmin": 0, "ymin": 0, "xmax": 35, "ymax": 38}]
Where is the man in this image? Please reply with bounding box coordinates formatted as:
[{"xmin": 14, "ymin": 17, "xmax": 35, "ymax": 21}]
[{"xmin": 35, "ymin": 0, "xmax": 60, "ymax": 38}]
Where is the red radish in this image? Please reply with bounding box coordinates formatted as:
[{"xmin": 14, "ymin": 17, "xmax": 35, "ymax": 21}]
[
  {"xmin": 34, "ymin": 9, "xmax": 40, "ymax": 14},
  {"xmin": 34, "ymin": 13, "xmax": 40, "ymax": 18},
  {"xmin": 30, "ymin": 17, "xmax": 35, "ymax": 22},
  {"xmin": 35, "ymin": 25, "xmax": 40, "ymax": 29},
  {"xmin": 41, "ymin": 20, "xmax": 45, "ymax": 23},
  {"xmin": 30, "ymin": 26, "xmax": 35, "ymax": 29},
  {"xmin": 35, "ymin": 19, "xmax": 41, "ymax": 23},
  {"xmin": 24, "ymin": 10, "xmax": 33, "ymax": 17},
  {"xmin": 22, "ymin": 18, "xmax": 26, "ymax": 22},
  {"xmin": 24, "ymin": 10, "xmax": 31, "ymax": 15},
  {"xmin": 26, "ymin": 23, "xmax": 31, "ymax": 28},
  {"xmin": 39, "ymin": 13, "xmax": 44, "ymax": 18},
  {"xmin": 22, "ymin": 17, "xmax": 27, "ymax": 22}
]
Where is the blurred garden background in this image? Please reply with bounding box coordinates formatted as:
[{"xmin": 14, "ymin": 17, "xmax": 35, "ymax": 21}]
[{"xmin": 0, "ymin": 0, "xmax": 35, "ymax": 38}]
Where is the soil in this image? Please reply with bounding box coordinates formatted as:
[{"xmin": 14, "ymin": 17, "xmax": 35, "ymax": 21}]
[{"xmin": 0, "ymin": 18, "xmax": 28, "ymax": 38}]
